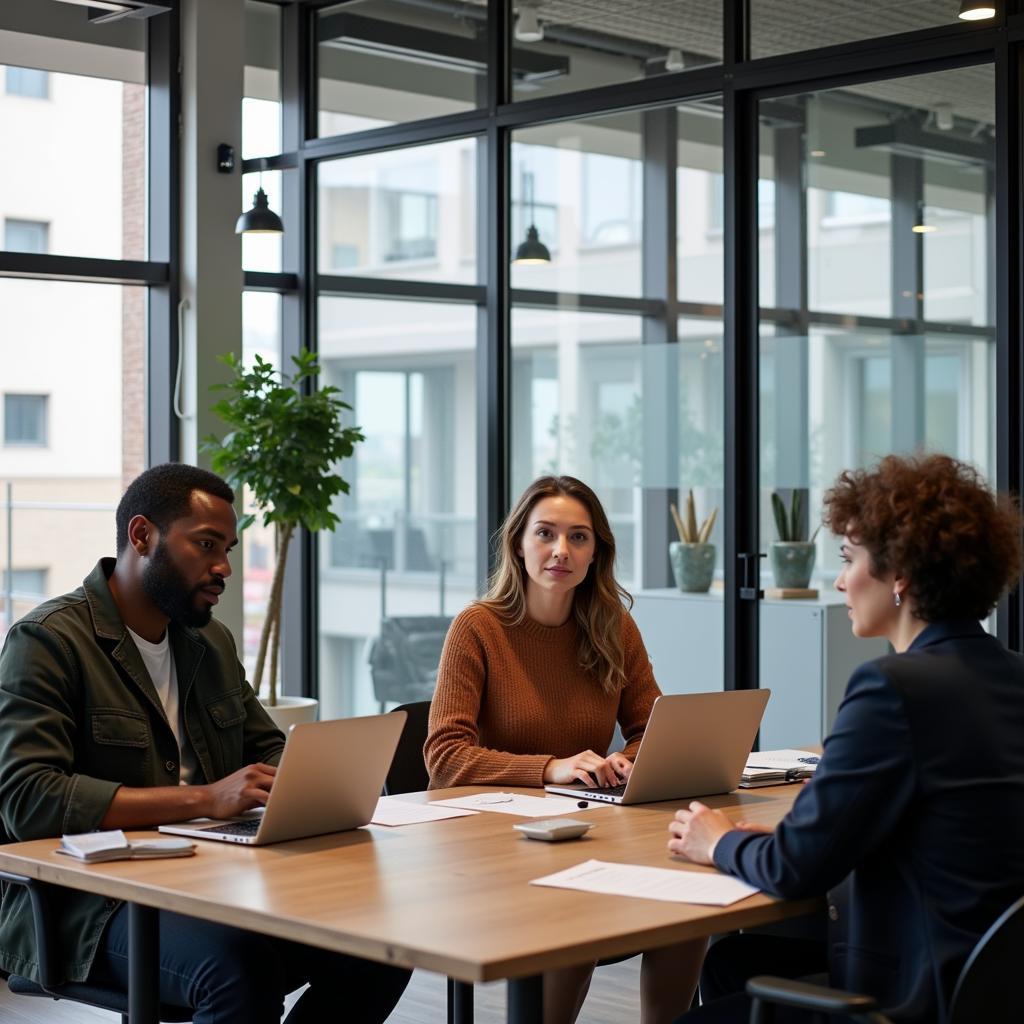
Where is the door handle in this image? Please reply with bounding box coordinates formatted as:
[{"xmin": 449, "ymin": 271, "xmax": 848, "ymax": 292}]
[{"xmin": 738, "ymin": 552, "xmax": 765, "ymax": 601}]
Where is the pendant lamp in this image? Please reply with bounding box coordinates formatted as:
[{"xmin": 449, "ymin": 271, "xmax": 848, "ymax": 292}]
[{"xmin": 512, "ymin": 171, "xmax": 551, "ymax": 265}]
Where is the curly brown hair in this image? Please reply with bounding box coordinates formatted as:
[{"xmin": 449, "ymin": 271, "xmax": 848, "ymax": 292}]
[{"xmin": 822, "ymin": 453, "xmax": 1022, "ymax": 623}]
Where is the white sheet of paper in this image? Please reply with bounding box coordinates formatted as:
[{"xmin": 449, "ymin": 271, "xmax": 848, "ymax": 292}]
[
  {"xmin": 431, "ymin": 792, "xmax": 594, "ymax": 817},
  {"xmin": 744, "ymin": 749, "xmax": 820, "ymax": 770},
  {"xmin": 530, "ymin": 859, "xmax": 760, "ymax": 906},
  {"xmin": 370, "ymin": 798, "xmax": 478, "ymax": 827}
]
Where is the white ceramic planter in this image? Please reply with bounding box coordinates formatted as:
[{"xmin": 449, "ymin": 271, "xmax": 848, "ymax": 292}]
[{"xmin": 260, "ymin": 695, "xmax": 319, "ymax": 733}]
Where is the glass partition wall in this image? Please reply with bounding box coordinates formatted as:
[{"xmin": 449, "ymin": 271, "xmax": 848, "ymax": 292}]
[
  {"xmin": 240, "ymin": 2, "xmax": 1023, "ymax": 718},
  {"xmin": 755, "ymin": 64, "xmax": 996, "ymax": 744}
]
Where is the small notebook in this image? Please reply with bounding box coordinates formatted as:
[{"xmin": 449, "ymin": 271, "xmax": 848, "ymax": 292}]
[
  {"xmin": 58, "ymin": 830, "xmax": 196, "ymax": 862},
  {"xmin": 740, "ymin": 749, "xmax": 819, "ymax": 788}
]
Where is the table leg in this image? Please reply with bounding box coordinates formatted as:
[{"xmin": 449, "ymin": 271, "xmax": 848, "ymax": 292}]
[
  {"xmin": 507, "ymin": 975, "xmax": 543, "ymax": 1023},
  {"xmin": 128, "ymin": 902, "xmax": 159, "ymax": 1024},
  {"xmin": 447, "ymin": 978, "xmax": 474, "ymax": 1024}
]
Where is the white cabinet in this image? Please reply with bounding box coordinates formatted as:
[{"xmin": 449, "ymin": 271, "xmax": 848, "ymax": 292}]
[{"xmin": 631, "ymin": 589, "xmax": 888, "ymax": 748}]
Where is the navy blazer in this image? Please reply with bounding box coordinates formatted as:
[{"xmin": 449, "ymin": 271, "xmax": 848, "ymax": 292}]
[{"xmin": 714, "ymin": 620, "xmax": 1024, "ymax": 1023}]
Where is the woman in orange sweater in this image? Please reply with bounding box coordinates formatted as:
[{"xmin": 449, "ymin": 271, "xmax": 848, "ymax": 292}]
[{"xmin": 425, "ymin": 475, "xmax": 704, "ymax": 1024}]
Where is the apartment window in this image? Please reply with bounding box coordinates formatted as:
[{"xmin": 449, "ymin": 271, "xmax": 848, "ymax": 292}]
[
  {"xmin": 4, "ymin": 219, "xmax": 49, "ymax": 255},
  {"xmin": 4, "ymin": 394, "xmax": 48, "ymax": 445},
  {"xmin": 823, "ymin": 190, "xmax": 890, "ymax": 223},
  {"xmin": 4, "ymin": 66, "xmax": 49, "ymax": 99},
  {"xmin": 581, "ymin": 154, "xmax": 641, "ymax": 247},
  {"xmin": 380, "ymin": 189, "xmax": 438, "ymax": 262},
  {"xmin": 1, "ymin": 569, "xmax": 47, "ymax": 600}
]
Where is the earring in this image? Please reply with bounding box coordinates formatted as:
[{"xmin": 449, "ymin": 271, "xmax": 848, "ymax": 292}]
[{"xmin": 894, "ymin": 592, "xmax": 902, "ymax": 608}]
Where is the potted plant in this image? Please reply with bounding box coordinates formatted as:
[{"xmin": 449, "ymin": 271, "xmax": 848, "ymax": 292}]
[
  {"xmin": 668, "ymin": 490, "xmax": 717, "ymax": 593},
  {"xmin": 769, "ymin": 489, "xmax": 820, "ymax": 590},
  {"xmin": 203, "ymin": 348, "xmax": 364, "ymax": 730}
]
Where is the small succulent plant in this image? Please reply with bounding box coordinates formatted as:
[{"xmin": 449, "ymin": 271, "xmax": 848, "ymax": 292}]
[
  {"xmin": 771, "ymin": 489, "xmax": 821, "ymax": 543},
  {"xmin": 670, "ymin": 489, "xmax": 717, "ymax": 545}
]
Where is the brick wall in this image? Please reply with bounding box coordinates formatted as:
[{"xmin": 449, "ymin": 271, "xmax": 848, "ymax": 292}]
[{"xmin": 121, "ymin": 81, "xmax": 146, "ymax": 486}]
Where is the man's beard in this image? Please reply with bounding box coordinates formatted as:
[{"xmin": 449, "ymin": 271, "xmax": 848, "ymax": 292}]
[{"xmin": 141, "ymin": 540, "xmax": 217, "ymax": 628}]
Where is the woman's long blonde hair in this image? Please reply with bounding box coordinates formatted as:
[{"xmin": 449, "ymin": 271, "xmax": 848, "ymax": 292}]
[{"xmin": 479, "ymin": 476, "xmax": 631, "ymax": 694}]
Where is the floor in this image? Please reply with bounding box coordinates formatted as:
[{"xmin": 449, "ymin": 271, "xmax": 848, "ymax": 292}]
[{"xmin": 0, "ymin": 957, "xmax": 644, "ymax": 1023}]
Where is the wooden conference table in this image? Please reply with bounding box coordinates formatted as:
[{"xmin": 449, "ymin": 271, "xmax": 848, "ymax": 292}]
[{"xmin": 0, "ymin": 784, "xmax": 818, "ymax": 1024}]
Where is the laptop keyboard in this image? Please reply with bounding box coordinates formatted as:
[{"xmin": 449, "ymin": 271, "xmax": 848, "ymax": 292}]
[
  {"xmin": 200, "ymin": 819, "xmax": 261, "ymax": 836},
  {"xmin": 577, "ymin": 783, "xmax": 627, "ymax": 798}
]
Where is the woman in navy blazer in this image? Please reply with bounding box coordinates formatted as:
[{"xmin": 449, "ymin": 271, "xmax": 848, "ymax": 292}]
[{"xmin": 669, "ymin": 453, "xmax": 1024, "ymax": 1023}]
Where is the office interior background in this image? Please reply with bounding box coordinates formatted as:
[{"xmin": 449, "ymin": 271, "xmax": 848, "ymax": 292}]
[{"xmin": 0, "ymin": 0, "xmax": 1020, "ymax": 737}]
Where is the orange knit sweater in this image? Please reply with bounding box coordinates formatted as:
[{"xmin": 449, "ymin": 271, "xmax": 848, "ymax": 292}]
[{"xmin": 424, "ymin": 603, "xmax": 662, "ymax": 789}]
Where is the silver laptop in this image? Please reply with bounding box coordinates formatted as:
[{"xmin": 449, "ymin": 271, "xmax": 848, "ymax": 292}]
[
  {"xmin": 544, "ymin": 690, "xmax": 770, "ymax": 805},
  {"xmin": 159, "ymin": 712, "xmax": 406, "ymax": 845}
]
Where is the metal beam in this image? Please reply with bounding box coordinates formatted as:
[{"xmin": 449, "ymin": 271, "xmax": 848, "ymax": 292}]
[
  {"xmin": 889, "ymin": 154, "xmax": 925, "ymax": 454},
  {"xmin": 995, "ymin": 36, "xmax": 1024, "ymax": 652},
  {"xmin": 0, "ymin": 253, "xmax": 168, "ymax": 285},
  {"xmin": 477, "ymin": 0, "xmax": 510, "ymax": 592},
  {"xmin": 317, "ymin": 275, "xmax": 484, "ymax": 304},
  {"xmin": 771, "ymin": 115, "xmax": 809, "ymax": 492},
  {"xmin": 640, "ymin": 105, "xmax": 679, "ymax": 590},
  {"xmin": 723, "ymin": 0, "xmax": 760, "ymax": 695}
]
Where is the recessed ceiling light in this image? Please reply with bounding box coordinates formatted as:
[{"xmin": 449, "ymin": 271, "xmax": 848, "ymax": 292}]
[
  {"xmin": 912, "ymin": 224, "xmax": 938, "ymax": 234},
  {"xmin": 934, "ymin": 103, "xmax": 954, "ymax": 131},
  {"xmin": 809, "ymin": 149, "xmax": 826, "ymax": 158},
  {"xmin": 515, "ymin": 6, "xmax": 544, "ymax": 43},
  {"xmin": 50, "ymin": 0, "xmax": 134, "ymax": 10},
  {"xmin": 958, "ymin": 1, "xmax": 997, "ymax": 20}
]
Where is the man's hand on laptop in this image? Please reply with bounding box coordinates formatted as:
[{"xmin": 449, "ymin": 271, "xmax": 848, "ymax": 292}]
[
  {"xmin": 201, "ymin": 763, "xmax": 277, "ymax": 819},
  {"xmin": 543, "ymin": 750, "xmax": 628, "ymax": 788},
  {"xmin": 100, "ymin": 763, "xmax": 278, "ymax": 829}
]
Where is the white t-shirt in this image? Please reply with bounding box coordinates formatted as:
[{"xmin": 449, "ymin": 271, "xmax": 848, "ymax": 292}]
[{"xmin": 126, "ymin": 627, "xmax": 198, "ymax": 785}]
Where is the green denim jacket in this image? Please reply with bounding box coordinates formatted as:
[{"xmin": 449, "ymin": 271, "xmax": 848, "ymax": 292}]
[{"xmin": 0, "ymin": 559, "xmax": 285, "ymax": 983}]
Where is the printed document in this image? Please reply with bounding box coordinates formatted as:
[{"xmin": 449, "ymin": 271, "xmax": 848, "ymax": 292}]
[
  {"xmin": 370, "ymin": 797, "xmax": 478, "ymax": 827},
  {"xmin": 432, "ymin": 792, "xmax": 600, "ymax": 817},
  {"xmin": 531, "ymin": 859, "xmax": 760, "ymax": 906}
]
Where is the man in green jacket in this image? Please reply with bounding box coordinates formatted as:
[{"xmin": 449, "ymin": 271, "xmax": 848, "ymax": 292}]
[{"xmin": 0, "ymin": 463, "xmax": 410, "ymax": 1023}]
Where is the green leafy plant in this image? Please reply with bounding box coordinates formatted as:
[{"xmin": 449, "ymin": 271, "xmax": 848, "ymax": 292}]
[
  {"xmin": 203, "ymin": 349, "xmax": 364, "ymax": 706},
  {"xmin": 771, "ymin": 489, "xmax": 821, "ymax": 543},
  {"xmin": 670, "ymin": 489, "xmax": 717, "ymax": 544}
]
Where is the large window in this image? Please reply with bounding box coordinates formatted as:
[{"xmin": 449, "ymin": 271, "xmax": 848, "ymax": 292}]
[
  {"xmin": 241, "ymin": 291, "xmax": 283, "ymax": 681},
  {"xmin": 0, "ymin": 64, "xmax": 146, "ymax": 261},
  {"xmin": 317, "ymin": 140, "xmax": 478, "ymax": 284},
  {"xmin": 0, "ymin": 2, "xmax": 156, "ymax": 640},
  {"xmin": 510, "ymin": 102, "xmax": 725, "ymax": 701},
  {"xmin": 0, "ymin": 280, "xmax": 142, "ymax": 632},
  {"xmin": 316, "ymin": 297, "xmax": 478, "ymax": 719}
]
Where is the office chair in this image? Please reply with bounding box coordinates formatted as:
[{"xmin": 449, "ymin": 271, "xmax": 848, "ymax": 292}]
[
  {"xmin": 745, "ymin": 892, "xmax": 1024, "ymax": 1023},
  {"xmin": 369, "ymin": 616, "xmax": 453, "ymax": 713},
  {"xmin": 1, "ymin": 869, "xmax": 192, "ymax": 1023},
  {"xmin": 383, "ymin": 699, "xmax": 432, "ymax": 795},
  {"xmin": 383, "ymin": 702, "xmax": 472, "ymax": 1024}
]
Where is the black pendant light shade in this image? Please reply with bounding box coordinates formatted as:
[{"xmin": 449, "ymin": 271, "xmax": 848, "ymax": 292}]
[
  {"xmin": 512, "ymin": 169, "xmax": 551, "ymax": 264},
  {"xmin": 236, "ymin": 187, "xmax": 284, "ymax": 234},
  {"xmin": 513, "ymin": 224, "xmax": 551, "ymax": 264}
]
